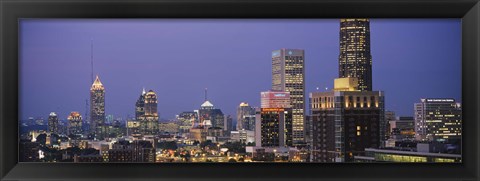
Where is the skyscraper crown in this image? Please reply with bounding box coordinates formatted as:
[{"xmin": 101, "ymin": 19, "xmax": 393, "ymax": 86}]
[{"xmin": 91, "ymin": 75, "xmax": 104, "ymax": 91}]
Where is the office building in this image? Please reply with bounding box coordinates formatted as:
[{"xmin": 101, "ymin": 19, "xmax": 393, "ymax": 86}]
[
  {"xmin": 135, "ymin": 88, "xmax": 146, "ymax": 120},
  {"xmin": 230, "ymin": 130, "xmax": 255, "ymax": 143},
  {"xmin": 139, "ymin": 90, "xmax": 160, "ymax": 135},
  {"xmin": 272, "ymin": 49, "xmax": 305, "ymax": 145},
  {"xmin": 354, "ymin": 148, "xmax": 461, "ymax": 163},
  {"xmin": 414, "ymin": 98, "xmax": 462, "ymax": 143},
  {"xmin": 391, "ymin": 117, "xmax": 415, "ymax": 139},
  {"xmin": 159, "ymin": 122, "xmax": 179, "ymax": 134},
  {"xmin": 48, "ymin": 112, "xmax": 59, "ymax": 134},
  {"xmin": 90, "ymin": 75, "xmax": 106, "ymax": 140},
  {"xmin": 224, "ymin": 115, "xmax": 233, "ymax": 134},
  {"xmin": 176, "ymin": 111, "xmax": 197, "ymax": 134},
  {"xmin": 339, "ymin": 19, "xmax": 372, "ymax": 91},
  {"xmin": 236, "ymin": 102, "xmax": 256, "ymax": 131},
  {"xmin": 385, "ymin": 111, "xmax": 396, "ymax": 139},
  {"xmin": 198, "ymin": 100, "xmax": 224, "ymax": 129},
  {"xmin": 67, "ymin": 111, "xmax": 83, "ymax": 136},
  {"xmin": 256, "ymin": 91, "xmax": 293, "ymax": 147},
  {"xmin": 310, "ymin": 77, "xmax": 384, "ymax": 162}
]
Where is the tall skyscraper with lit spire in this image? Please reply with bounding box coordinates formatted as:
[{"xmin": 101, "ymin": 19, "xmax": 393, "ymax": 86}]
[
  {"xmin": 90, "ymin": 75, "xmax": 106, "ymax": 140},
  {"xmin": 339, "ymin": 19, "xmax": 372, "ymax": 91}
]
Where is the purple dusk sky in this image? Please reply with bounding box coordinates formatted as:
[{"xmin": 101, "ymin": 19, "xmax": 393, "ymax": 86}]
[{"xmin": 19, "ymin": 19, "xmax": 461, "ymax": 121}]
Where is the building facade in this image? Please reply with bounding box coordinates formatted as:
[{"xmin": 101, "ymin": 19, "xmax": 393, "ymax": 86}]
[
  {"xmin": 310, "ymin": 79, "xmax": 385, "ymax": 162},
  {"xmin": 139, "ymin": 90, "xmax": 160, "ymax": 135},
  {"xmin": 90, "ymin": 75, "xmax": 106, "ymax": 140},
  {"xmin": 236, "ymin": 102, "xmax": 256, "ymax": 131},
  {"xmin": 272, "ymin": 48, "xmax": 305, "ymax": 145},
  {"xmin": 339, "ymin": 19, "xmax": 372, "ymax": 91},
  {"xmin": 256, "ymin": 91, "xmax": 293, "ymax": 147},
  {"xmin": 176, "ymin": 111, "xmax": 197, "ymax": 133},
  {"xmin": 48, "ymin": 112, "xmax": 59, "ymax": 134},
  {"xmin": 135, "ymin": 88, "xmax": 146, "ymax": 120},
  {"xmin": 198, "ymin": 100, "xmax": 224, "ymax": 129},
  {"xmin": 67, "ymin": 111, "xmax": 83, "ymax": 136},
  {"xmin": 414, "ymin": 98, "xmax": 462, "ymax": 143}
]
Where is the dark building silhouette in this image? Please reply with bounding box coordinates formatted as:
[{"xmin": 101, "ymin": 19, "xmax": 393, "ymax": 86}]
[
  {"xmin": 339, "ymin": 19, "xmax": 372, "ymax": 91},
  {"xmin": 310, "ymin": 82, "xmax": 384, "ymax": 162}
]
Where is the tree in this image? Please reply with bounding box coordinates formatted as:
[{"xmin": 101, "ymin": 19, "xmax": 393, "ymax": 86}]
[
  {"xmin": 35, "ymin": 133, "xmax": 47, "ymax": 145},
  {"xmin": 200, "ymin": 140, "xmax": 218, "ymax": 150},
  {"xmin": 222, "ymin": 141, "xmax": 246, "ymax": 153},
  {"xmin": 228, "ymin": 158, "xmax": 237, "ymax": 162},
  {"xmin": 157, "ymin": 141, "xmax": 178, "ymax": 150}
]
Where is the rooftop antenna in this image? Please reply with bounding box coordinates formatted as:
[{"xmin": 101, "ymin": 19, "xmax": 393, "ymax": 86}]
[
  {"xmin": 204, "ymin": 88, "xmax": 208, "ymax": 101},
  {"xmin": 85, "ymin": 99, "xmax": 89, "ymax": 124},
  {"xmin": 90, "ymin": 39, "xmax": 94, "ymax": 84}
]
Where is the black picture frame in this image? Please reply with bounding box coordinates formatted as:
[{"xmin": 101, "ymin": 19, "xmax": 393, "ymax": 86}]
[{"xmin": 1, "ymin": 0, "xmax": 479, "ymax": 180}]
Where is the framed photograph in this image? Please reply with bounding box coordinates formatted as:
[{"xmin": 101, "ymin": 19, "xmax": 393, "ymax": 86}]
[{"xmin": 1, "ymin": 0, "xmax": 479, "ymax": 181}]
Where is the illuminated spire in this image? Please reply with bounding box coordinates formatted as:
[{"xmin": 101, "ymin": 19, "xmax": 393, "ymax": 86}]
[
  {"xmin": 91, "ymin": 75, "xmax": 104, "ymax": 90},
  {"xmin": 201, "ymin": 100, "xmax": 214, "ymax": 108},
  {"xmin": 142, "ymin": 87, "xmax": 146, "ymax": 95}
]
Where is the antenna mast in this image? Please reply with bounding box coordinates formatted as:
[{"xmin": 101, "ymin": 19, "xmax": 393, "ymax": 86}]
[
  {"xmin": 91, "ymin": 39, "xmax": 94, "ymax": 84},
  {"xmin": 204, "ymin": 88, "xmax": 207, "ymax": 101}
]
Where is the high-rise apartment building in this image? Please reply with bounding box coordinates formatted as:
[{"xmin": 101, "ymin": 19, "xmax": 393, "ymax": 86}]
[
  {"xmin": 90, "ymin": 75, "xmax": 106, "ymax": 140},
  {"xmin": 272, "ymin": 49, "xmax": 305, "ymax": 145},
  {"xmin": 414, "ymin": 98, "xmax": 462, "ymax": 143},
  {"xmin": 339, "ymin": 19, "xmax": 372, "ymax": 91}
]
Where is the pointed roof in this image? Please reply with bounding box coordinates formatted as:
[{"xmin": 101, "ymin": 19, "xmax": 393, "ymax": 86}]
[
  {"xmin": 239, "ymin": 102, "xmax": 249, "ymax": 107},
  {"xmin": 142, "ymin": 87, "xmax": 146, "ymax": 95},
  {"xmin": 91, "ymin": 75, "xmax": 104, "ymax": 90},
  {"xmin": 201, "ymin": 100, "xmax": 214, "ymax": 108}
]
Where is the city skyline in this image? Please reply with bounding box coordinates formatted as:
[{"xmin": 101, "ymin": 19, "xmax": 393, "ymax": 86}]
[{"xmin": 20, "ymin": 19, "xmax": 461, "ymax": 121}]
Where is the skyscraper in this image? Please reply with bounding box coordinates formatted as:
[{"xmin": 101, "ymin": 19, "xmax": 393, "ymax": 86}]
[
  {"xmin": 272, "ymin": 49, "xmax": 305, "ymax": 145},
  {"xmin": 90, "ymin": 75, "xmax": 106, "ymax": 140},
  {"xmin": 310, "ymin": 78, "xmax": 384, "ymax": 162},
  {"xmin": 236, "ymin": 102, "xmax": 255, "ymax": 131},
  {"xmin": 67, "ymin": 111, "xmax": 83, "ymax": 136},
  {"xmin": 414, "ymin": 98, "xmax": 462, "ymax": 143},
  {"xmin": 135, "ymin": 88, "xmax": 146, "ymax": 120},
  {"xmin": 255, "ymin": 91, "xmax": 293, "ymax": 147},
  {"xmin": 224, "ymin": 115, "xmax": 233, "ymax": 134},
  {"xmin": 48, "ymin": 112, "xmax": 59, "ymax": 134},
  {"xmin": 139, "ymin": 90, "xmax": 159, "ymax": 135},
  {"xmin": 198, "ymin": 90, "xmax": 224, "ymax": 129},
  {"xmin": 339, "ymin": 19, "xmax": 372, "ymax": 91}
]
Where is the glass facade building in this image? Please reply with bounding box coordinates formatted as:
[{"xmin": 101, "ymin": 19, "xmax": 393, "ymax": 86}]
[
  {"xmin": 272, "ymin": 49, "xmax": 305, "ymax": 145},
  {"xmin": 414, "ymin": 98, "xmax": 462, "ymax": 143}
]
